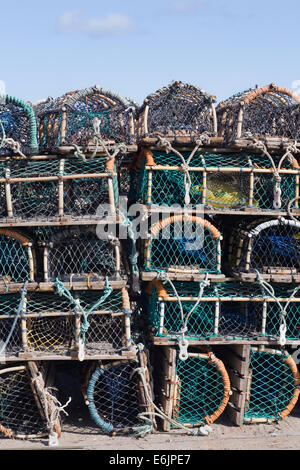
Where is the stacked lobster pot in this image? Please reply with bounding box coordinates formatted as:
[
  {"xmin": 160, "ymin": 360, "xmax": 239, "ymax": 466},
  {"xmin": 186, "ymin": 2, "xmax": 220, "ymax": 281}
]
[
  {"xmin": 130, "ymin": 81, "xmax": 232, "ymax": 433},
  {"xmin": 0, "ymin": 87, "xmax": 155, "ymax": 443},
  {"xmin": 213, "ymin": 83, "xmax": 300, "ymax": 425},
  {"xmin": 130, "ymin": 81, "xmax": 300, "ymax": 431}
]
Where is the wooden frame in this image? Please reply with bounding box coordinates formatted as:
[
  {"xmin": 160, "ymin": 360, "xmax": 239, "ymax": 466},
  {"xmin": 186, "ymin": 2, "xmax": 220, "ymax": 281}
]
[{"xmin": 157, "ymin": 346, "xmax": 231, "ymax": 431}]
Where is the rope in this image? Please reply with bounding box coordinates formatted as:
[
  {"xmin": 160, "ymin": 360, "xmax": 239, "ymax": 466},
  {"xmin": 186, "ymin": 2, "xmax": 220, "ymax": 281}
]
[
  {"xmin": 255, "ymin": 270, "xmax": 300, "ymax": 346},
  {"xmin": 32, "ymin": 372, "xmax": 71, "ymax": 446},
  {"xmin": 71, "ymin": 116, "xmax": 127, "ymax": 162},
  {"xmin": 157, "ymin": 271, "xmax": 210, "ymax": 360},
  {"xmin": 0, "ymin": 118, "xmax": 26, "ymax": 158},
  {"xmin": 156, "ymin": 134, "xmax": 210, "ymax": 205},
  {"xmin": 0, "ymin": 281, "xmax": 28, "ymax": 356},
  {"xmin": 249, "ymin": 137, "xmax": 299, "ymax": 209},
  {"xmin": 131, "ymin": 365, "xmax": 212, "ymax": 437},
  {"xmin": 55, "ymin": 277, "xmax": 113, "ymax": 360}
]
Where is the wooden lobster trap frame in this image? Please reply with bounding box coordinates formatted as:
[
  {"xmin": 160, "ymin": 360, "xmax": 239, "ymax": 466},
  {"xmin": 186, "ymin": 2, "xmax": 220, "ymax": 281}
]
[
  {"xmin": 83, "ymin": 348, "xmax": 156, "ymax": 435},
  {"xmin": 36, "ymin": 85, "xmax": 137, "ymax": 155},
  {"xmin": 130, "ymin": 148, "xmax": 300, "ymax": 213},
  {"xmin": 156, "ymin": 346, "xmax": 231, "ymax": 431},
  {"xmin": 0, "ymin": 361, "xmax": 64, "ymax": 440},
  {"xmin": 145, "ymin": 280, "xmax": 300, "ymax": 344},
  {"xmin": 0, "ymin": 94, "xmax": 38, "ymax": 156},
  {"xmin": 0, "ymin": 287, "xmax": 134, "ymax": 361},
  {"xmin": 141, "ymin": 214, "xmax": 224, "ymax": 281},
  {"xmin": 222, "ymin": 345, "xmax": 300, "ymax": 425},
  {"xmin": 0, "ymin": 155, "xmax": 118, "ymax": 224},
  {"xmin": 228, "ymin": 217, "xmax": 300, "ymax": 282},
  {"xmin": 217, "ymin": 83, "xmax": 300, "ymax": 149},
  {"xmin": 136, "ymin": 81, "xmax": 217, "ymax": 146},
  {"xmin": 42, "ymin": 226, "xmax": 127, "ymax": 285}
]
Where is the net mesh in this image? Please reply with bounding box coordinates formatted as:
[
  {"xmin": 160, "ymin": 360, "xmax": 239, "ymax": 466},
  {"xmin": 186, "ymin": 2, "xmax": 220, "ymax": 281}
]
[
  {"xmin": 172, "ymin": 353, "xmax": 227, "ymax": 426},
  {"xmin": 46, "ymin": 229, "xmax": 123, "ymax": 281},
  {"xmin": 138, "ymin": 81, "xmax": 216, "ymax": 140},
  {"xmin": 37, "ymin": 86, "xmax": 135, "ymax": 151},
  {"xmin": 0, "ymin": 156, "xmax": 117, "ymax": 220},
  {"xmin": 232, "ymin": 218, "xmax": 300, "ymax": 276},
  {"xmin": 0, "ymin": 289, "xmax": 129, "ymax": 357},
  {"xmin": 131, "ymin": 150, "xmax": 297, "ymax": 210},
  {"xmin": 86, "ymin": 359, "xmax": 149, "ymax": 434},
  {"xmin": 0, "ymin": 234, "xmax": 31, "ymax": 283},
  {"xmin": 244, "ymin": 348, "xmax": 297, "ymax": 422},
  {"xmin": 146, "ymin": 281, "xmax": 300, "ymax": 341},
  {"xmin": 0, "ymin": 365, "xmax": 47, "ymax": 437},
  {"xmin": 144, "ymin": 218, "xmax": 221, "ymax": 273},
  {"xmin": 217, "ymin": 86, "xmax": 300, "ymax": 142},
  {"xmin": 0, "ymin": 96, "xmax": 38, "ymax": 156}
]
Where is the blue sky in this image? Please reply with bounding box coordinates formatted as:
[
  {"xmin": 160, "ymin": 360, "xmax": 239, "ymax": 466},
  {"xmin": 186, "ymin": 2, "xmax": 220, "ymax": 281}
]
[{"xmin": 1, "ymin": 0, "xmax": 300, "ymax": 105}]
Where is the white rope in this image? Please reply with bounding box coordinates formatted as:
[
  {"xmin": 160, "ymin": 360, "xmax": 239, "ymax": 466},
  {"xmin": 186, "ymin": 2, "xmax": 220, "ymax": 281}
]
[
  {"xmin": 255, "ymin": 270, "xmax": 300, "ymax": 346},
  {"xmin": 131, "ymin": 366, "xmax": 212, "ymax": 437},
  {"xmin": 156, "ymin": 133, "xmax": 210, "ymax": 205},
  {"xmin": 249, "ymin": 138, "xmax": 299, "ymax": 209},
  {"xmin": 158, "ymin": 271, "xmax": 210, "ymax": 360}
]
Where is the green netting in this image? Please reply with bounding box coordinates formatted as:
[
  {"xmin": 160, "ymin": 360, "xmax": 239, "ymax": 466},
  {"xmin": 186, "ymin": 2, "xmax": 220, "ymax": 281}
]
[
  {"xmin": 0, "ymin": 157, "xmax": 118, "ymax": 220},
  {"xmin": 132, "ymin": 151, "xmax": 297, "ymax": 211},
  {"xmin": 172, "ymin": 354, "xmax": 226, "ymax": 426},
  {"xmin": 37, "ymin": 86, "xmax": 135, "ymax": 151},
  {"xmin": 0, "ymin": 234, "xmax": 31, "ymax": 283},
  {"xmin": 145, "ymin": 281, "xmax": 300, "ymax": 341},
  {"xmin": 0, "ymin": 289, "xmax": 128, "ymax": 357},
  {"xmin": 244, "ymin": 348, "xmax": 297, "ymax": 422},
  {"xmin": 144, "ymin": 219, "xmax": 221, "ymax": 274}
]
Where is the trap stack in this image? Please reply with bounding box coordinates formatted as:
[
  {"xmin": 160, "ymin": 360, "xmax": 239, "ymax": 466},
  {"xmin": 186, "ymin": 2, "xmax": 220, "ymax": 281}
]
[
  {"xmin": 130, "ymin": 82, "xmax": 300, "ymax": 430},
  {"xmin": 0, "ymin": 86, "xmax": 145, "ymax": 441}
]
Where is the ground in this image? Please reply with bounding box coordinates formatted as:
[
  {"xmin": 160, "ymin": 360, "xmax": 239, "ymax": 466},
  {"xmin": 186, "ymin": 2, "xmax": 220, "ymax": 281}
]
[{"xmin": 0, "ymin": 402, "xmax": 299, "ymax": 451}]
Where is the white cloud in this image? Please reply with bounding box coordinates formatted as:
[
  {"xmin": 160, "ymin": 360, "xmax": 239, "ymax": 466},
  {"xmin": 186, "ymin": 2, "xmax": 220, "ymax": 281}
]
[
  {"xmin": 168, "ymin": 0, "xmax": 205, "ymax": 14},
  {"xmin": 57, "ymin": 10, "xmax": 136, "ymax": 36}
]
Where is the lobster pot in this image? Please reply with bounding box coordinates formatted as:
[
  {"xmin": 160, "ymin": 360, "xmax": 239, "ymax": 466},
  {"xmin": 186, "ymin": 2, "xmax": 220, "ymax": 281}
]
[
  {"xmin": 244, "ymin": 347, "xmax": 300, "ymax": 423},
  {"xmin": 136, "ymin": 81, "xmax": 217, "ymax": 144},
  {"xmin": 158, "ymin": 347, "xmax": 230, "ymax": 431},
  {"xmin": 0, "ymin": 288, "xmax": 132, "ymax": 360},
  {"xmin": 44, "ymin": 228, "xmax": 125, "ymax": 283},
  {"xmin": 0, "ymin": 156, "xmax": 118, "ymax": 221},
  {"xmin": 143, "ymin": 215, "xmax": 222, "ymax": 276},
  {"xmin": 0, "ymin": 94, "xmax": 38, "ymax": 156},
  {"xmin": 131, "ymin": 149, "xmax": 299, "ymax": 211},
  {"xmin": 217, "ymin": 84, "xmax": 300, "ymax": 144},
  {"xmin": 0, "ymin": 230, "xmax": 35, "ymax": 286},
  {"xmin": 37, "ymin": 86, "xmax": 136, "ymax": 153},
  {"xmin": 85, "ymin": 350, "xmax": 155, "ymax": 434},
  {"xmin": 0, "ymin": 362, "xmax": 62, "ymax": 440},
  {"xmin": 79, "ymin": 288, "xmax": 133, "ymax": 358},
  {"xmin": 228, "ymin": 217, "xmax": 300, "ymax": 282},
  {"xmin": 145, "ymin": 281, "xmax": 270, "ymax": 341}
]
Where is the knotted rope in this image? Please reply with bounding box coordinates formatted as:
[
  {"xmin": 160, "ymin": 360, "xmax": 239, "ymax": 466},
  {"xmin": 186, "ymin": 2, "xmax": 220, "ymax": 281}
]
[
  {"xmin": 255, "ymin": 270, "xmax": 300, "ymax": 346},
  {"xmin": 156, "ymin": 271, "xmax": 210, "ymax": 360},
  {"xmin": 72, "ymin": 116, "xmax": 127, "ymax": 162},
  {"xmin": 131, "ymin": 361, "xmax": 212, "ymax": 437},
  {"xmin": 55, "ymin": 277, "xmax": 113, "ymax": 360},
  {"xmin": 0, "ymin": 118, "xmax": 26, "ymax": 158},
  {"xmin": 32, "ymin": 371, "xmax": 71, "ymax": 446},
  {"xmin": 249, "ymin": 137, "xmax": 299, "ymax": 209},
  {"xmin": 156, "ymin": 133, "xmax": 211, "ymax": 205}
]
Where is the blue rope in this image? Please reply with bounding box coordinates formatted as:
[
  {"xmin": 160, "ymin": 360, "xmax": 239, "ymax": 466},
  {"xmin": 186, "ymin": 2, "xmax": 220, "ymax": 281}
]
[{"xmin": 86, "ymin": 365, "xmax": 114, "ymax": 433}]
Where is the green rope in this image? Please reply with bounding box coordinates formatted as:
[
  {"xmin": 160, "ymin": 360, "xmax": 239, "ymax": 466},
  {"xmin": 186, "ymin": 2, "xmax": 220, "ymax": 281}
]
[{"xmin": 55, "ymin": 277, "xmax": 113, "ymax": 345}]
